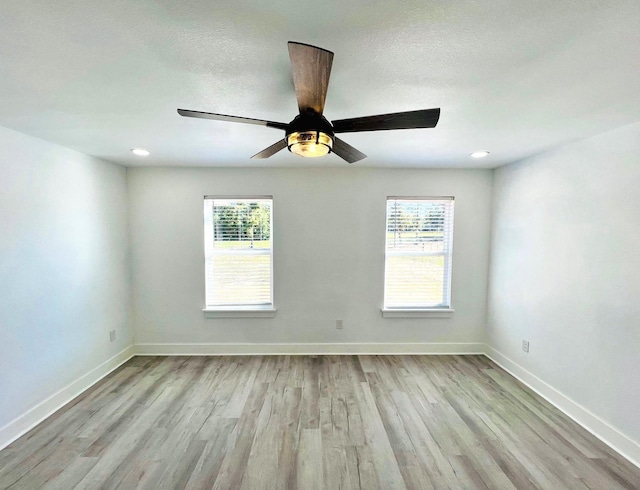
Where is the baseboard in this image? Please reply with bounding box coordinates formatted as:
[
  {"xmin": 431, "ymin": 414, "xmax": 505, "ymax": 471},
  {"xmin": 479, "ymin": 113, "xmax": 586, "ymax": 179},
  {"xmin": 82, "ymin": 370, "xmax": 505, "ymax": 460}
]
[
  {"xmin": 484, "ymin": 345, "xmax": 640, "ymax": 469},
  {"xmin": 0, "ymin": 345, "xmax": 135, "ymax": 451},
  {"xmin": 135, "ymin": 342, "xmax": 485, "ymax": 356}
]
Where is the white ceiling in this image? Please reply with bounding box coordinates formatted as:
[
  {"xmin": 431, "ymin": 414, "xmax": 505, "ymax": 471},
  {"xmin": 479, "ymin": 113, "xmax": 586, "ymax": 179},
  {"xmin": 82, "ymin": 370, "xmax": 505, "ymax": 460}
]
[{"xmin": 1, "ymin": 1, "xmax": 639, "ymax": 169}]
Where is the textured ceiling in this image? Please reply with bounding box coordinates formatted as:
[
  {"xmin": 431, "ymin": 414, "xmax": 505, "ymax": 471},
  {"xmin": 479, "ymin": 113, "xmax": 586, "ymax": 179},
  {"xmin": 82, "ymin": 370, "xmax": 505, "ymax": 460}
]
[{"xmin": 1, "ymin": 0, "xmax": 639, "ymax": 168}]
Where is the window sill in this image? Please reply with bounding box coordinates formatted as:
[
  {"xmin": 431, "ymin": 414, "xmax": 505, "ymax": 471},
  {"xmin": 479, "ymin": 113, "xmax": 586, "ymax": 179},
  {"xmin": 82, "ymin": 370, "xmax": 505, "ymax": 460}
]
[
  {"xmin": 381, "ymin": 308, "xmax": 454, "ymax": 318},
  {"xmin": 203, "ymin": 307, "xmax": 277, "ymax": 318}
]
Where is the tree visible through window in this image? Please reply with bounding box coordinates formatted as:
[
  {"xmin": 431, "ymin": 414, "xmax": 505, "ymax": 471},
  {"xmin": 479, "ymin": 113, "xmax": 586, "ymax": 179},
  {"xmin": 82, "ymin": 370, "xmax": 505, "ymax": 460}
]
[
  {"xmin": 384, "ymin": 197, "xmax": 454, "ymax": 308},
  {"xmin": 204, "ymin": 197, "xmax": 273, "ymax": 308}
]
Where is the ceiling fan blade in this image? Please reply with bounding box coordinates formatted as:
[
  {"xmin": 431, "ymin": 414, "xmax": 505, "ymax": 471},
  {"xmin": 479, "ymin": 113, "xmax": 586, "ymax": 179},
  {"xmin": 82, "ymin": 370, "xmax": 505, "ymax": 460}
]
[
  {"xmin": 332, "ymin": 137, "xmax": 367, "ymax": 164},
  {"xmin": 177, "ymin": 109, "xmax": 288, "ymax": 130},
  {"xmin": 251, "ymin": 139, "xmax": 287, "ymax": 159},
  {"xmin": 332, "ymin": 108, "xmax": 441, "ymax": 133},
  {"xmin": 288, "ymin": 42, "xmax": 334, "ymax": 115}
]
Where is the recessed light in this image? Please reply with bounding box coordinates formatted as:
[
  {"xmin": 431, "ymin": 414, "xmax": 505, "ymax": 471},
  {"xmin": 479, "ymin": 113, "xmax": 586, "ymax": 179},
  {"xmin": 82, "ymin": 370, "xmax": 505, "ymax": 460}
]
[
  {"xmin": 470, "ymin": 151, "xmax": 490, "ymax": 158},
  {"xmin": 131, "ymin": 148, "xmax": 150, "ymax": 157}
]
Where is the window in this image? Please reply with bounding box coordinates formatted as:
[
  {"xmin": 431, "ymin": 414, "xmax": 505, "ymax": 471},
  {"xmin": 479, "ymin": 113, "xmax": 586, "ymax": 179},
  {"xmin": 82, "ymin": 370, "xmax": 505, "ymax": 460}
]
[
  {"xmin": 204, "ymin": 196, "xmax": 273, "ymax": 312},
  {"xmin": 384, "ymin": 197, "xmax": 455, "ymax": 311}
]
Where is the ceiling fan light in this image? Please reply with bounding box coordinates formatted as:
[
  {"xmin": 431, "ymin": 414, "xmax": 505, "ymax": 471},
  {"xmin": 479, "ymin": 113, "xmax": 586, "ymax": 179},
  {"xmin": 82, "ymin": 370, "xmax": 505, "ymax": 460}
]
[{"xmin": 287, "ymin": 131, "xmax": 333, "ymax": 158}]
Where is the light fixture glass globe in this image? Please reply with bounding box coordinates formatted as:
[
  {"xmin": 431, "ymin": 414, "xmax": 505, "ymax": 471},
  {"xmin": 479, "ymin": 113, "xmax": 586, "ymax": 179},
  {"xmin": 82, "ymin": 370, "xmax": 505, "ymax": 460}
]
[{"xmin": 287, "ymin": 131, "xmax": 333, "ymax": 158}]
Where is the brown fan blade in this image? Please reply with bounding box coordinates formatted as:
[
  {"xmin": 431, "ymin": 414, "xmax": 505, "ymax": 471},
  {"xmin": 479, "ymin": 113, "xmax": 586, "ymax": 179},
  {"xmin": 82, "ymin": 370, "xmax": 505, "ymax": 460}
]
[
  {"xmin": 251, "ymin": 139, "xmax": 287, "ymax": 159},
  {"xmin": 332, "ymin": 108, "xmax": 440, "ymax": 133},
  {"xmin": 288, "ymin": 42, "xmax": 334, "ymax": 115},
  {"xmin": 332, "ymin": 137, "xmax": 367, "ymax": 164},
  {"xmin": 177, "ymin": 109, "xmax": 288, "ymax": 130}
]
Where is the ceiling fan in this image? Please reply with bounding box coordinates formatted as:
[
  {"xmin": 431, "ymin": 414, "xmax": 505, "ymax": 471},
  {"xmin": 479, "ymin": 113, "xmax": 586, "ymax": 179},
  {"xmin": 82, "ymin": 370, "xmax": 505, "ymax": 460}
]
[{"xmin": 178, "ymin": 42, "xmax": 440, "ymax": 164}]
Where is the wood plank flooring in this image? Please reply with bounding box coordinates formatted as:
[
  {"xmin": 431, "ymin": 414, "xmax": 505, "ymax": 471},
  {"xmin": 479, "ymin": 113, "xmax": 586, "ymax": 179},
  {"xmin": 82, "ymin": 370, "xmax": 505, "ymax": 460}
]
[{"xmin": 1, "ymin": 355, "xmax": 639, "ymax": 489}]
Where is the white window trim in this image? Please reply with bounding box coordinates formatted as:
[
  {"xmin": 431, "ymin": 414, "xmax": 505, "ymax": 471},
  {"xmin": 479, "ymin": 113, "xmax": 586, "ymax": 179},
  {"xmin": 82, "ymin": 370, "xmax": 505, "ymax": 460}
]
[
  {"xmin": 203, "ymin": 196, "xmax": 274, "ymax": 314},
  {"xmin": 381, "ymin": 308, "xmax": 454, "ymax": 318},
  {"xmin": 383, "ymin": 196, "xmax": 455, "ymax": 311},
  {"xmin": 203, "ymin": 306, "xmax": 277, "ymax": 318}
]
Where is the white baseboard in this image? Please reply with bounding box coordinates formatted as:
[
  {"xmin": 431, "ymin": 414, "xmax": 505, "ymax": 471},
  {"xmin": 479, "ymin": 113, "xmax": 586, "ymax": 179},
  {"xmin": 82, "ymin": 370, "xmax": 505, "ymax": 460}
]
[
  {"xmin": 0, "ymin": 345, "xmax": 135, "ymax": 451},
  {"xmin": 135, "ymin": 342, "xmax": 485, "ymax": 356},
  {"xmin": 484, "ymin": 345, "xmax": 640, "ymax": 469}
]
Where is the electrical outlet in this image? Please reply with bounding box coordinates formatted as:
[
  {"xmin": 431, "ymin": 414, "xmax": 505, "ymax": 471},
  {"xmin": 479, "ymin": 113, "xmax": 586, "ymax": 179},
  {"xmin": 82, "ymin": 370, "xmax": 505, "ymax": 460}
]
[
  {"xmin": 109, "ymin": 330, "xmax": 117, "ymax": 342},
  {"xmin": 336, "ymin": 320, "xmax": 343, "ymax": 330},
  {"xmin": 522, "ymin": 339, "xmax": 530, "ymax": 353}
]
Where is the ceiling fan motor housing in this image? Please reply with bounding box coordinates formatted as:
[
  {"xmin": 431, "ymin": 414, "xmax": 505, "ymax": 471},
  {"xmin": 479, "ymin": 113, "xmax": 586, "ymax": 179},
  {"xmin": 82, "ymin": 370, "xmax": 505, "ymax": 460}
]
[{"xmin": 286, "ymin": 112, "xmax": 334, "ymax": 158}]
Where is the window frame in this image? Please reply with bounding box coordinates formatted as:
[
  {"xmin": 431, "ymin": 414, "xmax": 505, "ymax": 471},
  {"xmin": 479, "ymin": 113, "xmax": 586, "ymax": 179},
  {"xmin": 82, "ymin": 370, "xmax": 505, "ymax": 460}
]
[
  {"xmin": 202, "ymin": 195, "xmax": 275, "ymax": 317},
  {"xmin": 382, "ymin": 196, "xmax": 455, "ymax": 317}
]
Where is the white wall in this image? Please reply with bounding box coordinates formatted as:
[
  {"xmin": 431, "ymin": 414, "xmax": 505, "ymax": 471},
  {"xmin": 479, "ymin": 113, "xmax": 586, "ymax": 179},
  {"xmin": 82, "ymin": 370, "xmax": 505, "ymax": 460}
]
[
  {"xmin": 0, "ymin": 126, "xmax": 133, "ymax": 433},
  {"xmin": 128, "ymin": 167, "xmax": 493, "ymax": 347},
  {"xmin": 487, "ymin": 122, "xmax": 640, "ymax": 447}
]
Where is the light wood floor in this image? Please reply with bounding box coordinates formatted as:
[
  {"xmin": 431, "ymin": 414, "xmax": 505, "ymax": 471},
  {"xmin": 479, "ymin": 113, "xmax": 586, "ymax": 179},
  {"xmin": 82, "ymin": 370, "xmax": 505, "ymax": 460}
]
[{"xmin": 1, "ymin": 355, "xmax": 639, "ymax": 489}]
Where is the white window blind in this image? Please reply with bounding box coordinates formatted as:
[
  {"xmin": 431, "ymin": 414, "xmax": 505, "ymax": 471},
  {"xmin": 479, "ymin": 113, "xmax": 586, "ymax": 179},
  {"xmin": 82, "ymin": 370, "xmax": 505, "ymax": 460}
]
[
  {"xmin": 204, "ymin": 197, "xmax": 273, "ymax": 308},
  {"xmin": 384, "ymin": 197, "xmax": 455, "ymax": 308}
]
